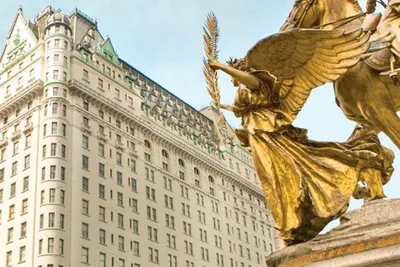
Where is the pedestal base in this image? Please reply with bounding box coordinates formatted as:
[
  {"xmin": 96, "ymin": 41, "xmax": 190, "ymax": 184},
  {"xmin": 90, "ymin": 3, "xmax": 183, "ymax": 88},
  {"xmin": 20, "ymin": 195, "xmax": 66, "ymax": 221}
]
[{"xmin": 266, "ymin": 199, "xmax": 400, "ymax": 267}]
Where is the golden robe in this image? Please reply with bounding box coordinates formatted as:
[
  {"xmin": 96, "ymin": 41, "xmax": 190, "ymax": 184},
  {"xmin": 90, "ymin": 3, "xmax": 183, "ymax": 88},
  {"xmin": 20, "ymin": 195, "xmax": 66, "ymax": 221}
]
[{"xmin": 233, "ymin": 71, "xmax": 394, "ymax": 244}]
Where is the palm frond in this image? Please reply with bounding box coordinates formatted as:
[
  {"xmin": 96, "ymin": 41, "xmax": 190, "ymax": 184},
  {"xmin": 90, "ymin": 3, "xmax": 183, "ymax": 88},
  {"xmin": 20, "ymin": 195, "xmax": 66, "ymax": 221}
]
[{"xmin": 202, "ymin": 12, "xmax": 223, "ymax": 117}]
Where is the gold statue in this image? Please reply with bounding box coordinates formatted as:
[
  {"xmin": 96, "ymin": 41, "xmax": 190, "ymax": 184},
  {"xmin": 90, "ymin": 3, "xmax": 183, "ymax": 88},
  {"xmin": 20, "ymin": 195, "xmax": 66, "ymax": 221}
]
[
  {"xmin": 281, "ymin": 0, "xmax": 400, "ymax": 150},
  {"xmin": 203, "ymin": 11, "xmax": 394, "ymax": 245}
]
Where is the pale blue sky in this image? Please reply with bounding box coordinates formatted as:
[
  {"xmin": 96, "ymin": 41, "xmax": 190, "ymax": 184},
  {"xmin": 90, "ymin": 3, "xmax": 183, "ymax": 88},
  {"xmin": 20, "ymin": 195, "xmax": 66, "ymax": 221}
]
[{"xmin": 0, "ymin": 1, "xmax": 396, "ymax": 227}]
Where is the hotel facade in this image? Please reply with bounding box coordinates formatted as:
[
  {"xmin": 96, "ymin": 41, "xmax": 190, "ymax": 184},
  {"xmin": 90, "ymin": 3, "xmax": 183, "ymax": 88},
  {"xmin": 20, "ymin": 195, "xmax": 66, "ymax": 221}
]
[{"xmin": 0, "ymin": 6, "xmax": 281, "ymax": 267}]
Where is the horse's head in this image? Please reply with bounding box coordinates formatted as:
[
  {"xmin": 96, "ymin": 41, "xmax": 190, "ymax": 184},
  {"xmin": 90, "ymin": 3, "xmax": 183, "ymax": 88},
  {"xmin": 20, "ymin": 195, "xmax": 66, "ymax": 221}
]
[{"xmin": 280, "ymin": 0, "xmax": 363, "ymax": 32}]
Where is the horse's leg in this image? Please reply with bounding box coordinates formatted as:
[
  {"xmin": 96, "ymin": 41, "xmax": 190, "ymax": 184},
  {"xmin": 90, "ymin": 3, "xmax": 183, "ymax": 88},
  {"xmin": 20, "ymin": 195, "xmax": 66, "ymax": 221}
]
[
  {"xmin": 336, "ymin": 63, "xmax": 400, "ymax": 149},
  {"xmin": 356, "ymin": 74, "xmax": 400, "ymax": 150}
]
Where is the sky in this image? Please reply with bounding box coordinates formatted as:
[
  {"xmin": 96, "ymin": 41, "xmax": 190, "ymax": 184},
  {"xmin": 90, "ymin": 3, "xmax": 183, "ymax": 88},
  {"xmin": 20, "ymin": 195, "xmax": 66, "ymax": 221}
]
[{"xmin": 0, "ymin": 1, "xmax": 396, "ymax": 229}]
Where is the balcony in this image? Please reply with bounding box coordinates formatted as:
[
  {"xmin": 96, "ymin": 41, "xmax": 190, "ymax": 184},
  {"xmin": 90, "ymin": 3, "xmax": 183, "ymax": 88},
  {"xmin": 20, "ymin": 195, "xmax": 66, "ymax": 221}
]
[
  {"xmin": 0, "ymin": 138, "xmax": 8, "ymax": 148},
  {"xmin": 116, "ymin": 140, "xmax": 124, "ymax": 151},
  {"xmin": 23, "ymin": 123, "xmax": 33, "ymax": 134},
  {"xmin": 81, "ymin": 123, "xmax": 91, "ymax": 134},
  {"xmin": 129, "ymin": 148, "xmax": 138, "ymax": 157},
  {"xmin": 11, "ymin": 130, "xmax": 21, "ymax": 141},
  {"xmin": 97, "ymin": 132, "xmax": 108, "ymax": 142}
]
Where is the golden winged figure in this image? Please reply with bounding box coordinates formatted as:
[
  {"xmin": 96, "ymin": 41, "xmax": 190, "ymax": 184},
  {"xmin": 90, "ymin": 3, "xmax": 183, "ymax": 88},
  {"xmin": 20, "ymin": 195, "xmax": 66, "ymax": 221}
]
[{"xmin": 207, "ymin": 28, "xmax": 394, "ymax": 245}]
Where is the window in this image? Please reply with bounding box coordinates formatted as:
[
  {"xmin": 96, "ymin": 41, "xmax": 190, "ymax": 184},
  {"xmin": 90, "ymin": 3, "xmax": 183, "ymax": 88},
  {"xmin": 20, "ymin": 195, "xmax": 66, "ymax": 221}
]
[
  {"xmin": 53, "ymin": 70, "xmax": 59, "ymax": 79},
  {"xmin": 12, "ymin": 161, "xmax": 17, "ymax": 175},
  {"xmin": 60, "ymin": 190, "xmax": 65, "ymax": 204},
  {"xmin": 179, "ymin": 159, "xmax": 185, "ymax": 167},
  {"xmin": 19, "ymin": 246, "xmax": 26, "ymax": 262},
  {"xmin": 51, "ymin": 143, "xmax": 57, "ymax": 156},
  {"xmin": 6, "ymin": 251, "xmax": 12, "ymax": 266},
  {"xmin": 7, "ymin": 227, "xmax": 13, "ymax": 242},
  {"xmin": 63, "ymin": 104, "xmax": 67, "ymax": 116},
  {"xmin": 99, "ymin": 163, "xmax": 105, "ymax": 177},
  {"xmin": 146, "ymin": 186, "xmax": 156, "ymax": 201},
  {"xmin": 116, "ymin": 152, "xmax": 122, "ymax": 165},
  {"xmin": 147, "ymin": 226, "xmax": 158, "ymax": 242},
  {"xmin": 60, "ymin": 214, "xmax": 65, "ymax": 229},
  {"xmin": 98, "ymin": 143, "xmax": 104, "ymax": 156},
  {"xmin": 13, "ymin": 142, "xmax": 19, "ymax": 154},
  {"xmin": 99, "ymin": 184, "xmax": 105, "ymax": 198},
  {"xmin": 82, "ymin": 177, "xmax": 89, "ymax": 192},
  {"xmin": 99, "ymin": 229, "xmax": 106, "ymax": 244},
  {"xmin": 99, "ymin": 206, "xmax": 106, "ymax": 221},
  {"xmin": 118, "ymin": 235, "xmax": 125, "ymax": 250},
  {"xmin": 48, "ymin": 238, "xmax": 54, "ymax": 253},
  {"xmin": 83, "ymin": 69, "xmax": 89, "ymax": 80},
  {"xmin": 165, "ymin": 214, "xmax": 175, "ymax": 229},
  {"xmin": 98, "ymin": 78, "xmax": 103, "ymax": 89},
  {"xmin": 51, "ymin": 122, "xmax": 57, "ymax": 134},
  {"xmin": 118, "ymin": 213, "xmax": 124, "ymax": 228},
  {"xmin": 49, "ymin": 189, "xmax": 55, "ymax": 203},
  {"xmin": 164, "ymin": 194, "xmax": 174, "ymax": 209},
  {"xmin": 59, "ymin": 239, "xmax": 64, "ymax": 255},
  {"xmin": 130, "ymin": 159, "xmax": 136, "ymax": 172},
  {"xmin": 82, "ymin": 223, "xmax": 89, "ymax": 238},
  {"xmin": 38, "ymin": 239, "xmax": 43, "ymax": 254},
  {"xmin": 82, "ymin": 135, "xmax": 89, "ymax": 148},
  {"xmin": 50, "ymin": 165, "xmax": 56, "ymax": 178},
  {"xmin": 82, "ymin": 199, "xmax": 89, "ymax": 215},
  {"xmin": 149, "ymin": 247, "xmax": 159, "ymax": 263},
  {"xmin": 168, "ymin": 254, "xmax": 177, "ymax": 267},
  {"xmin": 83, "ymin": 101, "xmax": 89, "ymax": 111},
  {"xmin": 61, "ymin": 145, "xmax": 65, "ymax": 158},
  {"xmin": 49, "ymin": 212, "xmax": 55, "ymax": 227},
  {"xmin": 99, "ymin": 253, "xmax": 106, "ymax": 267},
  {"xmin": 117, "ymin": 171, "xmax": 123, "ymax": 185},
  {"xmin": 52, "ymin": 102, "xmax": 58, "ymax": 114},
  {"xmin": 81, "ymin": 247, "xmax": 89, "ymax": 263},
  {"xmin": 167, "ymin": 233, "xmax": 176, "ymax": 249},
  {"xmin": 21, "ymin": 155, "xmax": 29, "ymax": 168},
  {"xmin": 40, "ymin": 191, "xmax": 45, "ymax": 204},
  {"xmin": 0, "ymin": 168, "xmax": 3, "ymax": 182},
  {"xmin": 131, "ymin": 198, "xmax": 138, "ymax": 213},
  {"xmin": 10, "ymin": 183, "xmax": 16, "ymax": 197},
  {"xmin": 147, "ymin": 206, "xmax": 157, "ymax": 221},
  {"xmin": 22, "ymin": 199, "xmax": 28, "ymax": 214},
  {"xmin": 133, "ymin": 241, "xmax": 140, "ymax": 256},
  {"xmin": 82, "ymin": 155, "xmax": 89, "ymax": 169},
  {"xmin": 83, "ymin": 116, "xmax": 89, "ymax": 126},
  {"xmin": 62, "ymin": 124, "xmax": 66, "ymax": 136},
  {"xmin": 117, "ymin": 192, "xmax": 123, "ymax": 206},
  {"xmin": 132, "ymin": 219, "xmax": 139, "ymax": 234}
]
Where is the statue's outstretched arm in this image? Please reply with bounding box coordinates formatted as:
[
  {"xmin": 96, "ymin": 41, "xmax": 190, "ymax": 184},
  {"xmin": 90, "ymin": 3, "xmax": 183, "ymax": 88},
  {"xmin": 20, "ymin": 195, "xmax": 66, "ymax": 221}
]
[{"xmin": 209, "ymin": 59, "xmax": 260, "ymax": 90}]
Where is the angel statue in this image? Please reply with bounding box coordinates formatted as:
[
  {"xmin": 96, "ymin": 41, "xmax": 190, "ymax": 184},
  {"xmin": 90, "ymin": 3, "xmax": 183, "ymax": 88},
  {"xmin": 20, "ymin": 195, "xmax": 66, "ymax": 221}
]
[{"xmin": 204, "ymin": 23, "xmax": 394, "ymax": 245}]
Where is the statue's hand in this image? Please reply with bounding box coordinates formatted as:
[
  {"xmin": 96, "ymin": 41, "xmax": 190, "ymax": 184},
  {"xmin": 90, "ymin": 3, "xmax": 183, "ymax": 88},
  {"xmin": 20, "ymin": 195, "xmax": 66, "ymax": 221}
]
[{"xmin": 208, "ymin": 59, "xmax": 222, "ymax": 70}]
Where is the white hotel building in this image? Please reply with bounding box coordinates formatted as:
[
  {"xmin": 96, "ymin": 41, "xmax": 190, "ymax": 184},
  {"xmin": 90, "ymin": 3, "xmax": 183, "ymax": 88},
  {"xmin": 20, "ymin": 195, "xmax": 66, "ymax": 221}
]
[{"xmin": 0, "ymin": 6, "xmax": 281, "ymax": 267}]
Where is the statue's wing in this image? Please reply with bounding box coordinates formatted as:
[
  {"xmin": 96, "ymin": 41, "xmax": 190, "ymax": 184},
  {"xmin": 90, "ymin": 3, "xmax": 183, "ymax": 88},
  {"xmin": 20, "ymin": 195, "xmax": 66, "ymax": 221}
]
[{"xmin": 245, "ymin": 29, "xmax": 370, "ymax": 123}]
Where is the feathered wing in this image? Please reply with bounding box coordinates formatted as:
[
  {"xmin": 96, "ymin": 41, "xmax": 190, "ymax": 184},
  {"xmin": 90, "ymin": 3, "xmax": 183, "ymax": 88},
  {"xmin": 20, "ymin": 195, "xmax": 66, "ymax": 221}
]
[{"xmin": 245, "ymin": 29, "xmax": 370, "ymax": 124}]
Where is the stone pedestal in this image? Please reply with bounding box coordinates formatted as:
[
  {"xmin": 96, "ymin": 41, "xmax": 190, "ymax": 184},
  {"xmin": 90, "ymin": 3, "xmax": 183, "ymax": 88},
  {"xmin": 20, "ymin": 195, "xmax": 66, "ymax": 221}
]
[{"xmin": 266, "ymin": 199, "xmax": 400, "ymax": 267}]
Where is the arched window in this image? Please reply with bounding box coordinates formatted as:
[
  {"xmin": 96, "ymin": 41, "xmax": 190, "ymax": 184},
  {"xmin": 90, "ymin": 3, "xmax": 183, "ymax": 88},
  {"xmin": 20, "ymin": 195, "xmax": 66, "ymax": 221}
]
[
  {"xmin": 144, "ymin": 140, "xmax": 151, "ymax": 149},
  {"xmin": 194, "ymin": 167, "xmax": 200, "ymax": 175},
  {"xmin": 178, "ymin": 159, "xmax": 185, "ymax": 167},
  {"xmin": 162, "ymin": 149, "xmax": 169, "ymax": 159},
  {"xmin": 208, "ymin": 175, "xmax": 214, "ymax": 184}
]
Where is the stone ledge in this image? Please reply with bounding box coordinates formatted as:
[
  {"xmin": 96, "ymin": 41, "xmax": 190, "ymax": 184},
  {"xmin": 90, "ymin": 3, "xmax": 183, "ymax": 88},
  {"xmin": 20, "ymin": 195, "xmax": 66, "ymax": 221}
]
[{"xmin": 267, "ymin": 199, "xmax": 400, "ymax": 267}]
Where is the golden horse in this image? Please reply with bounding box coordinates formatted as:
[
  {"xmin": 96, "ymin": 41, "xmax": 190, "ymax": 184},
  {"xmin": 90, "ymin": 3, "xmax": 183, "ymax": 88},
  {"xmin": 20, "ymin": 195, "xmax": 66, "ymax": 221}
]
[{"xmin": 281, "ymin": 0, "xmax": 400, "ymax": 150}]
